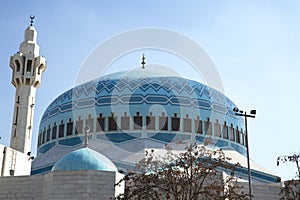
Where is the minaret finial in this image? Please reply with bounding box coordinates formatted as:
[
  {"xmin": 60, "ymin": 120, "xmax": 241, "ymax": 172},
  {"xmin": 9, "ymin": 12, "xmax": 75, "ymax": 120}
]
[
  {"xmin": 30, "ymin": 15, "xmax": 35, "ymax": 26},
  {"xmin": 141, "ymin": 54, "xmax": 146, "ymax": 69}
]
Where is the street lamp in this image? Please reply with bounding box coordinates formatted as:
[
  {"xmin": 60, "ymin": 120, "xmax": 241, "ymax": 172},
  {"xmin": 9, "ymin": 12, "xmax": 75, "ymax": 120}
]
[{"xmin": 233, "ymin": 107, "xmax": 256, "ymax": 200}]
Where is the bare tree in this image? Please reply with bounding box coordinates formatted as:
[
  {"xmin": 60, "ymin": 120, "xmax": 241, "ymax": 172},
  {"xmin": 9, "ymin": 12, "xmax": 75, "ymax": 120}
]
[
  {"xmin": 277, "ymin": 154, "xmax": 300, "ymax": 180},
  {"xmin": 277, "ymin": 154, "xmax": 300, "ymax": 200},
  {"xmin": 279, "ymin": 180, "xmax": 300, "ymax": 200},
  {"xmin": 115, "ymin": 143, "xmax": 250, "ymax": 200}
]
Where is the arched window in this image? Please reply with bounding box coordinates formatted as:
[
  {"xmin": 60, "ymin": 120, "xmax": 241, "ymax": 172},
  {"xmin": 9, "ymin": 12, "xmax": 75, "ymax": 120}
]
[
  {"xmin": 183, "ymin": 114, "xmax": 191, "ymax": 132},
  {"xmin": 146, "ymin": 112, "xmax": 155, "ymax": 130},
  {"xmin": 46, "ymin": 125, "xmax": 51, "ymax": 142},
  {"xmin": 214, "ymin": 120, "xmax": 221, "ymax": 137},
  {"xmin": 133, "ymin": 112, "xmax": 143, "ymax": 130},
  {"xmin": 195, "ymin": 116, "xmax": 203, "ymax": 134},
  {"xmin": 75, "ymin": 117, "xmax": 83, "ymax": 134},
  {"xmin": 159, "ymin": 112, "xmax": 168, "ymax": 131},
  {"xmin": 58, "ymin": 120, "xmax": 65, "ymax": 138},
  {"xmin": 171, "ymin": 113, "xmax": 180, "ymax": 131},
  {"xmin": 222, "ymin": 122, "xmax": 228, "ymax": 139},
  {"xmin": 108, "ymin": 113, "xmax": 117, "ymax": 131},
  {"xmin": 38, "ymin": 131, "xmax": 42, "ymax": 146},
  {"xmin": 229, "ymin": 124, "xmax": 235, "ymax": 141},
  {"xmin": 52, "ymin": 123, "xmax": 57, "ymax": 139},
  {"xmin": 67, "ymin": 118, "xmax": 73, "ymax": 136},
  {"xmin": 205, "ymin": 118, "xmax": 212, "ymax": 135},
  {"xmin": 121, "ymin": 112, "xmax": 130, "ymax": 130},
  {"xmin": 42, "ymin": 128, "xmax": 46, "ymax": 144},
  {"xmin": 96, "ymin": 113, "xmax": 105, "ymax": 132}
]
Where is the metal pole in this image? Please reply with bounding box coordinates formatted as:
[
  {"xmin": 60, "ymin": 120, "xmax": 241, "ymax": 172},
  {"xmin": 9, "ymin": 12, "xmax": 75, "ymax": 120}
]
[{"xmin": 244, "ymin": 112, "xmax": 252, "ymax": 200}]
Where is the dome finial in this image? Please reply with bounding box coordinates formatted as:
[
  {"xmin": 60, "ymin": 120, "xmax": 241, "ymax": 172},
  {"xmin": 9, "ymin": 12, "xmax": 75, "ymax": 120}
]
[
  {"xmin": 141, "ymin": 54, "xmax": 146, "ymax": 69},
  {"xmin": 30, "ymin": 15, "xmax": 35, "ymax": 26},
  {"xmin": 84, "ymin": 125, "xmax": 90, "ymax": 148}
]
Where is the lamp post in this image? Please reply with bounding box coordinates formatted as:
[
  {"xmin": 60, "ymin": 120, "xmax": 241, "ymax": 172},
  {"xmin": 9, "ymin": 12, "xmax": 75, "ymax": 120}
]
[{"xmin": 233, "ymin": 107, "xmax": 256, "ymax": 200}]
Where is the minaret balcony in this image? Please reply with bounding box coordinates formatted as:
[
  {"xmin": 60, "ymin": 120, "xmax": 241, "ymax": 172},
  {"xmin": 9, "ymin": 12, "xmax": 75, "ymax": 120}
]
[{"xmin": 35, "ymin": 57, "xmax": 46, "ymax": 72}]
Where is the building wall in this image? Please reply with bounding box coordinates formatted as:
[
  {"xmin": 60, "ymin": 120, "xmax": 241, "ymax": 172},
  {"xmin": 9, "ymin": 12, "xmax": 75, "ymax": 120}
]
[
  {"xmin": 238, "ymin": 182, "xmax": 282, "ymax": 200},
  {"xmin": 0, "ymin": 170, "xmax": 116, "ymax": 200},
  {"xmin": 0, "ymin": 144, "xmax": 31, "ymax": 177}
]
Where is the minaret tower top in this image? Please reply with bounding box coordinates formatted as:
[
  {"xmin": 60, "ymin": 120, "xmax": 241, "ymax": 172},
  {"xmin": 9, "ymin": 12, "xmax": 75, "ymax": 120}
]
[
  {"xmin": 19, "ymin": 15, "xmax": 39, "ymax": 56},
  {"xmin": 9, "ymin": 16, "xmax": 46, "ymax": 154}
]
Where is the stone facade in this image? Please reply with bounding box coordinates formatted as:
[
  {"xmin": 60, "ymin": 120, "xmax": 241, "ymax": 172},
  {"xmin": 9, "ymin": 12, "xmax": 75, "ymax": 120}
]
[
  {"xmin": 0, "ymin": 144, "xmax": 31, "ymax": 177},
  {"xmin": 238, "ymin": 182, "xmax": 282, "ymax": 200},
  {"xmin": 0, "ymin": 170, "xmax": 116, "ymax": 200}
]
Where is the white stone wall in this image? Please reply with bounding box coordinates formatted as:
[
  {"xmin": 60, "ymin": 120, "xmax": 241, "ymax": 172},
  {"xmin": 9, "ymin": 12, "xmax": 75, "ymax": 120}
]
[
  {"xmin": 0, "ymin": 144, "xmax": 31, "ymax": 177},
  {"xmin": 238, "ymin": 182, "xmax": 282, "ymax": 200},
  {"xmin": 0, "ymin": 170, "xmax": 116, "ymax": 200},
  {"xmin": 0, "ymin": 166, "xmax": 288, "ymax": 200},
  {"xmin": 10, "ymin": 86, "xmax": 37, "ymax": 154}
]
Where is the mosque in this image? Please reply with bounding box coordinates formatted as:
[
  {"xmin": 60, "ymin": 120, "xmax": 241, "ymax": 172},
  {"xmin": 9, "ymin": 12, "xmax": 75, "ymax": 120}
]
[{"xmin": 0, "ymin": 18, "xmax": 283, "ymax": 199}]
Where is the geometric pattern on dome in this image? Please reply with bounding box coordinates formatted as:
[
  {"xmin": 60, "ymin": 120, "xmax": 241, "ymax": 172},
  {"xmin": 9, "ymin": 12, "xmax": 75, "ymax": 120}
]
[
  {"xmin": 43, "ymin": 94, "xmax": 219, "ymax": 120},
  {"xmin": 38, "ymin": 141, "xmax": 55, "ymax": 154},
  {"xmin": 41, "ymin": 76, "xmax": 231, "ymax": 122},
  {"xmin": 59, "ymin": 76, "xmax": 215, "ymax": 99},
  {"xmin": 96, "ymin": 133, "xmax": 139, "ymax": 143}
]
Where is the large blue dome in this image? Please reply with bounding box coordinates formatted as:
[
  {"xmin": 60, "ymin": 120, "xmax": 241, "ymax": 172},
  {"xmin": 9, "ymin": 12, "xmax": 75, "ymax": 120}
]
[
  {"xmin": 52, "ymin": 148, "xmax": 117, "ymax": 172},
  {"xmin": 32, "ymin": 68, "xmax": 246, "ymax": 175}
]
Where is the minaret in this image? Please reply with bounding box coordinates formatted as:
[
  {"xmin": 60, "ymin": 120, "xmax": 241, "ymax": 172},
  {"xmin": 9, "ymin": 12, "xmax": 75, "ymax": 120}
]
[{"xmin": 9, "ymin": 16, "xmax": 46, "ymax": 154}]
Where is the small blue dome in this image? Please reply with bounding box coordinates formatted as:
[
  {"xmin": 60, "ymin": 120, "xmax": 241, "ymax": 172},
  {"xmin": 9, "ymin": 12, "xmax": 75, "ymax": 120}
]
[{"xmin": 51, "ymin": 148, "xmax": 117, "ymax": 172}]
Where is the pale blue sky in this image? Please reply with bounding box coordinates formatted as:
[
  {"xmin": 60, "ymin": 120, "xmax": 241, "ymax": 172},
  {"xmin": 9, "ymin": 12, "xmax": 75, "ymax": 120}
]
[{"xmin": 0, "ymin": 1, "xmax": 299, "ymax": 180}]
